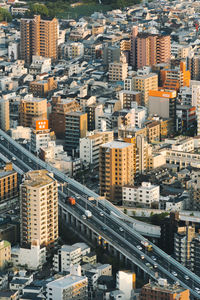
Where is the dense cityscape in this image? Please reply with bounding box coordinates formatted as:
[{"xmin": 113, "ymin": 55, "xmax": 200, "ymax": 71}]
[{"xmin": 1, "ymin": 0, "xmax": 200, "ymax": 299}]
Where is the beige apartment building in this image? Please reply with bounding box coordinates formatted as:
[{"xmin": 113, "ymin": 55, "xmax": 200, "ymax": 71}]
[
  {"xmin": 99, "ymin": 141, "xmax": 135, "ymax": 204},
  {"xmin": 20, "ymin": 170, "xmax": 58, "ymax": 248},
  {"xmin": 0, "ymin": 99, "xmax": 9, "ymax": 131},
  {"xmin": 133, "ymin": 73, "xmax": 158, "ymax": 107},
  {"xmin": 80, "ymin": 131, "xmax": 114, "ymax": 168},
  {"xmin": 109, "ymin": 61, "xmax": 128, "ymax": 82},
  {"xmin": 0, "ymin": 240, "xmax": 11, "ymax": 269},
  {"xmin": 20, "ymin": 15, "xmax": 58, "ymax": 64},
  {"xmin": 19, "ymin": 95, "xmax": 47, "ymax": 127},
  {"xmin": 0, "ymin": 163, "xmax": 18, "ymax": 204}
]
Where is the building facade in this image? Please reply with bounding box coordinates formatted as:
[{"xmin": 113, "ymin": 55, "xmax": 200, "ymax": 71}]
[
  {"xmin": 0, "ymin": 163, "xmax": 18, "ymax": 205},
  {"xmin": 20, "ymin": 170, "xmax": 58, "ymax": 248},
  {"xmin": 20, "ymin": 15, "xmax": 58, "ymax": 64},
  {"xmin": 19, "ymin": 95, "xmax": 47, "ymax": 128},
  {"xmin": 65, "ymin": 111, "xmax": 87, "ymax": 155},
  {"xmin": 0, "ymin": 99, "xmax": 9, "ymax": 131},
  {"xmin": 99, "ymin": 141, "xmax": 135, "ymax": 204}
]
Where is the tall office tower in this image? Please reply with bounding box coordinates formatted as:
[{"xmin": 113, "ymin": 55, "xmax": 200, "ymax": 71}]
[
  {"xmin": 99, "ymin": 141, "xmax": 135, "ymax": 204},
  {"xmin": 65, "ymin": 111, "xmax": 87, "ymax": 156},
  {"xmin": 20, "ymin": 15, "xmax": 58, "ymax": 64},
  {"xmin": 19, "ymin": 95, "xmax": 47, "ymax": 127},
  {"xmin": 0, "ymin": 99, "xmax": 9, "ymax": 131},
  {"xmin": 133, "ymin": 73, "xmax": 158, "ymax": 107},
  {"xmin": 20, "ymin": 170, "xmax": 58, "ymax": 248},
  {"xmin": 187, "ymin": 55, "xmax": 200, "ymax": 81}
]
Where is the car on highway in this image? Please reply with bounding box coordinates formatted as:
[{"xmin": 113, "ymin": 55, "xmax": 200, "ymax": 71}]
[
  {"xmin": 151, "ymin": 256, "xmax": 156, "ymax": 261},
  {"xmin": 100, "ymin": 212, "xmax": 104, "ymax": 217},
  {"xmin": 195, "ymin": 287, "xmax": 200, "ymax": 294},
  {"xmin": 184, "ymin": 275, "xmax": 189, "ymax": 280},
  {"xmin": 145, "ymin": 263, "xmax": 151, "ymax": 268},
  {"xmin": 172, "ymin": 271, "xmax": 177, "ymax": 277},
  {"xmin": 119, "ymin": 227, "xmax": 124, "ymax": 232},
  {"xmin": 137, "ymin": 245, "xmax": 142, "ymax": 251},
  {"xmin": 12, "ymin": 157, "xmax": 16, "ymax": 161},
  {"xmin": 141, "ymin": 255, "xmax": 144, "ymax": 259},
  {"xmin": 153, "ymin": 264, "xmax": 158, "ymax": 268},
  {"xmin": 82, "ymin": 215, "xmax": 86, "ymax": 220}
]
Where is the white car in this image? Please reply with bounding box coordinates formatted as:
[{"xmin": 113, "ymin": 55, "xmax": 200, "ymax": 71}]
[
  {"xmin": 82, "ymin": 215, "xmax": 86, "ymax": 220},
  {"xmin": 172, "ymin": 271, "xmax": 177, "ymax": 277},
  {"xmin": 100, "ymin": 212, "xmax": 104, "ymax": 217},
  {"xmin": 137, "ymin": 245, "xmax": 142, "ymax": 251},
  {"xmin": 184, "ymin": 275, "xmax": 189, "ymax": 280},
  {"xmin": 119, "ymin": 227, "xmax": 124, "ymax": 232},
  {"xmin": 151, "ymin": 256, "xmax": 156, "ymax": 261}
]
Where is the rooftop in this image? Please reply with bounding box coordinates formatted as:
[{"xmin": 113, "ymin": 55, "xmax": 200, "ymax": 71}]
[
  {"xmin": 22, "ymin": 170, "xmax": 55, "ymax": 188},
  {"xmin": 101, "ymin": 140, "xmax": 132, "ymax": 149},
  {"xmin": 47, "ymin": 275, "xmax": 87, "ymax": 289}
]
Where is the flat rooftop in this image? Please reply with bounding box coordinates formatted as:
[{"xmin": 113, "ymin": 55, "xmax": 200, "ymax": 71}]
[
  {"xmin": 47, "ymin": 275, "xmax": 86, "ymax": 289},
  {"xmin": 22, "ymin": 170, "xmax": 55, "ymax": 188},
  {"xmin": 101, "ymin": 140, "xmax": 132, "ymax": 149}
]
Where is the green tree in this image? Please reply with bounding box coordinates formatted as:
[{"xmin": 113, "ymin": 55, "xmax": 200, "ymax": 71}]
[
  {"xmin": 0, "ymin": 8, "xmax": 12, "ymax": 22},
  {"xmin": 29, "ymin": 3, "xmax": 49, "ymax": 17}
]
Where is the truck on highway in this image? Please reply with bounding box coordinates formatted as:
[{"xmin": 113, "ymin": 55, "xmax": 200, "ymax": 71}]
[
  {"xmin": 141, "ymin": 241, "xmax": 153, "ymax": 252},
  {"xmin": 67, "ymin": 197, "xmax": 76, "ymax": 205},
  {"xmin": 84, "ymin": 210, "xmax": 92, "ymax": 218}
]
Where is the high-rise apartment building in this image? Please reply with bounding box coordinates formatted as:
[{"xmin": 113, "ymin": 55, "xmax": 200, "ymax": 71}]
[
  {"xmin": 20, "ymin": 15, "xmax": 58, "ymax": 64},
  {"xmin": 65, "ymin": 111, "xmax": 87, "ymax": 155},
  {"xmin": 99, "ymin": 141, "xmax": 135, "ymax": 204},
  {"xmin": 174, "ymin": 226, "xmax": 195, "ymax": 269},
  {"xmin": 108, "ymin": 61, "xmax": 128, "ymax": 82},
  {"xmin": 20, "ymin": 170, "xmax": 58, "ymax": 248},
  {"xmin": 49, "ymin": 96, "xmax": 81, "ymax": 139},
  {"xmin": 80, "ymin": 131, "xmax": 114, "ymax": 168},
  {"xmin": 130, "ymin": 26, "xmax": 171, "ymax": 70},
  {"xmin": 103, "ymin": 45, "xmax": 120, "ymax": 67},
  {"xmin": 160, "ymin": 61, "xmax": 190, "ymax": 91},
  {"xmin": 0, "ymin": 99, "xmax": 9, "ymax": 131},
  {"xmin": 19, "ymin": 95, "xmax": 47, "ymax": 128},
  {"xmin": 187, "ymin": 55, "xmax": 200, "ymax": 81},
  {"xmin": 0, "ymin": 163, "xmax": 18, "ymax": 205},
  {"xmin": 190, "ymin": 80, "xmax": 200, "ymax": 135},
  {"xmin": 133, "ymin": 73, "xmax": 158, "ymax": 107},
  {"xmin": 140, "ymin": 279, "xmax": 190, "ymax": 300}
]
